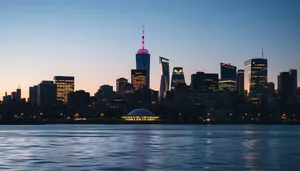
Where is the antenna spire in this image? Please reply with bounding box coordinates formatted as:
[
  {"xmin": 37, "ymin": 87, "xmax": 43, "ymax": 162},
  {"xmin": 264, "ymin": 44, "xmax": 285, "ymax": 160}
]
[
  {"xmin": 142, "ymin": 25, "xmax": 145, "ymax": 49},
  {"xmin": 262, "ymin": 46, "xmax": 264, "ymax": 59}
]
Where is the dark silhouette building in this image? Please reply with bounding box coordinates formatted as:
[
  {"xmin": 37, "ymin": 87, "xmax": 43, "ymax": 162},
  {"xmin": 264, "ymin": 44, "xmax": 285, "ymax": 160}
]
[
  {"xmin": 116, "ymin": 78, "xmax": 128, "ymax": 93},
  {"xmin": 191, "ymin": 72, "xmax": 219, "ymax": 92},
  {"xmin": 29, "ymin": 86, "xmax": 38, "ymax": 107},
  {"xmin": 37, "ymin": 81, "xmax": 57, "ymax": 107},
  {"xmin": 236, "ymin": 70, "xmax": 244, "ymax": 96},
  {"xmin": 95, "ymin": 85, "xmax": 114, "ymax": 101},
  {"xmin": 171, "ymin": 67, "xmax": 186, "ymax": 89},
  {"xmin": 278, "ymin": 71, "xmax": 294, "ymax": 102}
]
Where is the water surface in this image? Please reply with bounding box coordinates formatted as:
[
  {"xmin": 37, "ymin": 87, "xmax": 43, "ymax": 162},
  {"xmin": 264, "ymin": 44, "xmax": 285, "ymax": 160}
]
[{"xmin": 0, "ymin": 125, "xmax": 299, "ymax": 171}]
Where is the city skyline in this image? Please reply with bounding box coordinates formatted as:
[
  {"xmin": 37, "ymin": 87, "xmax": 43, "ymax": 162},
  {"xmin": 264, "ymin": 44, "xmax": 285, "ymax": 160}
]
[{"xmin": 0, "ymin": 0, "xmax": 299, "ymax": 98}]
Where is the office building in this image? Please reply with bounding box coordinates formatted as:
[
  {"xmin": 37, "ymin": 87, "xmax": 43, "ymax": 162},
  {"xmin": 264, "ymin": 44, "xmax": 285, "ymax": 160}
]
[
  {"xmin": 37, "ymin": 81, "xmax": 57, "ymax": 107},
  {"xmin": 267, "ymin": 82, "xmax": 275, "ymax": 94},
  {"xmin": 131, "ymin": 69, "xmax": 147, "ymax": 90},
  {"xmin": 244, "ymin": 58, "xmax": 268, "ymax": 105},
  {"xmin": 95, "ymin": 85, "xmax": 114, "ymax": 101},
  {"xmin": 54, "ymin": 76, "xmax": 74, "ymax": 103},
  {"xmin": 219, "ymin": 63, "xmax": 237, "ymax": 91},
  {"xmin": 191, "ymin": 72, "xmax": 219, "ymax": 92},
  {"xmin": 116, "ymin": 78, "xmax": 128, "ymax": 93},
  {"xmin": 278, "ymin": 71, "xmax": 297, "ymax": 102},
  {"xmin": 29, "ymin": 86, "xmax": 38, "ymax": 106},
  {"xmin": 171, "ymin": 67, "xmax": 186, "ymax": 89},
  {"xmin": 159, "ymin": 57, "xmax": 170, "ymax": 103},
  {"xmin": 136, "ymin": 26, "xmax": 150, "ymax": 89},
  {"xmin": 289, "ymin": 69, "xmax": 298, "ymax": 91},
  {"xmin": 236, "ymin": 70, "xmax": 244, "ymax": 96}
]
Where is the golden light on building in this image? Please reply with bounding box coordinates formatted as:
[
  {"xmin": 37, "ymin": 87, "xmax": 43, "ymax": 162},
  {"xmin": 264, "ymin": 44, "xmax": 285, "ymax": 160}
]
[
  {"xmin": 74, "ymin": 113, "xmax": 80, "ymax": 119},
  {"xmin": 121, "ymin": 108, "xmax": 160, "ymax": 121},
  {"xmin": 282, "ymin": 113, "xmax": 287, "ymax": 120},
  {"xmin": 131, "ymin": 70, "xmax": 147, "ymax": 90},
  {"xmin": 54, "ymin": 76, "xmax": 75, "ymax": 103}
]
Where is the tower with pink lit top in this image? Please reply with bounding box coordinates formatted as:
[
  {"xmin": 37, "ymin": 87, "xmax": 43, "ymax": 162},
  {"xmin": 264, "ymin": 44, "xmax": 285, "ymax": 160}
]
[{"xmin": 136, "ymin": 26, "xmax": 150, "ymax": 89}]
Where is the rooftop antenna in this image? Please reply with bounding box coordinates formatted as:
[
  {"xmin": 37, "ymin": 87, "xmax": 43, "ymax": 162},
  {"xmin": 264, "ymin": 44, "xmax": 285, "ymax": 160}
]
[
  {"xmin": 261, "ymin": 46, "xmax": 264, "ymax": 59},
  {"xmin": 18, "ymin": 85, "xmax": 21, "ymax": 89},
  {"xmin": 142, "ymin": 25, "xmax": 145, "ymax": 49}
]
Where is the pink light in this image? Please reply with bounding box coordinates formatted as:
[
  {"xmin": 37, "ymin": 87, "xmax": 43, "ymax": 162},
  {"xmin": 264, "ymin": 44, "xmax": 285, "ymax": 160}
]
[
  {"xmin": 137, "ymin": 49, "xmax": 149, "ymax": 54},
  {"xmin": 142, "ymin": 25, "xmax": 145, "ymax": 49}
]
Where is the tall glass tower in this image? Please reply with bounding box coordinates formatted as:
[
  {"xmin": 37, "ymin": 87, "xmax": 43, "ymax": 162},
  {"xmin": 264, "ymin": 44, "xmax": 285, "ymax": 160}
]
[
  {"xmin": 244, "ymin": 58, "xmax": 268, "ymax": 105},
  {"xmin": 136, "ymin": 26, "xmax": 150, "ymax": 89},
  {"xmin": 159, "ymin": 57, "xmax": 170, "ymax": 104}
]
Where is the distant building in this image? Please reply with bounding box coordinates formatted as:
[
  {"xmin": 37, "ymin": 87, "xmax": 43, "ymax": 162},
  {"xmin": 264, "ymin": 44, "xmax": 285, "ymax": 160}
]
[
  {"xmin": 29, "ymin": 86, "xmax": 38, "ymax": 106},
  {"xmin": 68, "ymin": 90, "xmax": 90, "ymax": 107},
  {"xmin": 278, "ymin": 71, "xmax": 296, "ymax": 102},
  {"xmin": 136, "ymin": 26, "xmax": 150, "ymax": 89},
  {"xmin": 95, "ymin": 85, "xmax": 114, "ymax": 101},
  {"xmin": 53, "ymin": 76, "xmax": 75, "ymax": 103},
  {"xmin": 131, "ymin": 69, "xmax": 147, "ymax": 90},
  {"xmin": 159, "ymin": 57, "xmax": 170, "ymax": 103},
  {"xmin": 116, "ymin": 78, "xmax": 128, "ymax": 93},
  {"xmin": 236, "ymin": 70, "xmax": 244, "ymax": 96},
  {"xmin": 191, "ymin": 72, "xmax": 219, "ymax": 92},
  {"xmin": 244, "ymin": 58, "xmax": 268, "ymax": 105},
  {"xmin": 220, "ymin": 63, "xmax": 237, "ymax": 91},
  {"xmin": 267, "ymin": 82, "xmax": 275, "ymax": 94},
  {"xmin": 37, "ymin": 81, "xmax": 57, "ymax": 107},
  {"xmin": 171, "ymin": 67, "xmax": 185, "ymax": 89},
  {"xmin": 289, "ymin": 69, "xmax": 298, "ymax": 91}
]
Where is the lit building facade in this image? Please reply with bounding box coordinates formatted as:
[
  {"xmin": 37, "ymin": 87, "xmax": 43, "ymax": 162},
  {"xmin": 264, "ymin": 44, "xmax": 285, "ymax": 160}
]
[
  {"xmin": 54, "ymin": 76, "xmax": 74, "ymax": 103},
  {"xmin": 159, "ymin": 57, "xmax": 170, "ymax": 103},
  {"xmin": 136, "ymin": 26, "xmax": 150, "ymax": 89},
  {"xmin": 220, "ymin": 63, "xmax": 237, "ymax": 91},
  {"xmin": 121, "ymin": 108, "xmax": 160, "ymax": 121},
  {"xmin": 131, "ymin": 69, "xmax": 147, "ymax": 90},
  {"xmin": 236, "ymin": 70, "xmax": 245, "ymax": 96},
  {"xmin": 171, "ymin": 67, "xmax": 185, "ymax": 89},
  {"xmin": 244, "ymin": 58, "xmax": 268, "ymax": 105},
  {"xmin": 116, "ymin": 78, "xmax": 128, "ymax": 93}
]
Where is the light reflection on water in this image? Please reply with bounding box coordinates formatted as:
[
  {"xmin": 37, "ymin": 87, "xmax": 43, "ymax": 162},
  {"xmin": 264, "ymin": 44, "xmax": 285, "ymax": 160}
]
[{"xmin": 0, "ymin": 125, "xmax": 299, "ymax": 171}]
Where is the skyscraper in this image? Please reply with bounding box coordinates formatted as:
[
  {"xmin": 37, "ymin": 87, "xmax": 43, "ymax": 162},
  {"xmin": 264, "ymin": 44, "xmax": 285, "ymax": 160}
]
[
  {"xmin": 278, "ymin": 70, "xmax": 297, "ymax": 102},
  {"xmin": 159, "ymin": 57, "xmax": 170, "ymax": 103},
  {"xmin": 131, "ymin": 69, "xmax": 147, "ymax": 90},
  {"xmin": 191, "ymin": 72, "xmax": 219, "ymax": 92},
  {"xmin": 116, "ymin": 78, "xmax": 128, "ymax": 93},
  {"xmin": 37, "ymin": 81, "xmax": 57, "ymax": 107},
  {"xmin": 236, "ymin": 70, "xmax": 244, "ymax": 96},
  {"xmin": 289, "ymin": 69, "xmax": 298, "ymax": 91},
  {"xmin": 244, "ymin": 58, "xmax": 268, "ymax": 105},
  {"xmin": 54, "ymin": 76, "xmax": 75, "ymax": 103},
  {"xmin": 29, "ymin": 85, "xmax": 38, "ymax": 106},
  {"xmin": 219, "ymin": 63, "xmax": 237, "ymax": 91},
  {"xmin": 136, "ymin": 26, "xmax": 150, "ymax": 89},
  {"xmin": 171, "ymin": 67, "xmax": 185, "ymax": 89}
]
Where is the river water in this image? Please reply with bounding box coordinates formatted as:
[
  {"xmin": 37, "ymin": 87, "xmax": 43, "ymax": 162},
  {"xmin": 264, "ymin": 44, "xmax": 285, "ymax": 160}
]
[{"xmin": 0, "ymin": 124, "xmax": 299, "ymax": 171}]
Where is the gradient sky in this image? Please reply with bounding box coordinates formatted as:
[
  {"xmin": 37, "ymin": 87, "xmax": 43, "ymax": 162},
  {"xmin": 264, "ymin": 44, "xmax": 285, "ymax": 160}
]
[{"xmin": 0, "ymin": 0, "xmax": 299, "ymax": 98}]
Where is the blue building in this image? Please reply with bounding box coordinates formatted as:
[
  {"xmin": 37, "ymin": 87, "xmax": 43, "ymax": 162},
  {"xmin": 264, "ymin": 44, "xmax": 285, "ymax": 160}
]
[
  {"xmin": 136, "ymin": 26, "xmax": 150, "ymax": 89},
  {"xmin": 159, "ymin": 57, "xmax": 170, "ymax": 103}
]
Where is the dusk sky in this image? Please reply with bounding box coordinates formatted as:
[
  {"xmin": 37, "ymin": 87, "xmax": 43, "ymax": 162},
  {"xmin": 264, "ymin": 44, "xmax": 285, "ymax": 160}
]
[{"xmin": 0, "ymin": 0, "xmax": 299, "ymax": 98}]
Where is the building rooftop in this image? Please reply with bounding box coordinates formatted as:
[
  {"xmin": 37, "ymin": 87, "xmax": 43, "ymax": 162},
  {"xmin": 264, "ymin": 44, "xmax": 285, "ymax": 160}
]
[
  {"xmin": 128, "ymin": 108, "xmax": 154, "ymax": 116},
  {"xmin": 137, "ymin": 49, "xmax": 149, "ymax": 54}
]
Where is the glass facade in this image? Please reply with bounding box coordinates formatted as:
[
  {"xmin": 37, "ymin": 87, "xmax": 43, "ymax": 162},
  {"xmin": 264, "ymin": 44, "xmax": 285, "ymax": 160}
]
[
  {"xmin": 136, "ymin": 53, "xmax": 150, "ymax": 89},
  {"xmin": 220, "ymin": 63, "xmax": 237, "ymax": 91},
  {"xmin": 171, "ymin": 67, "xmax": 185, "ymax": 89},
  {"xmin": 236, "ymin": 70, "xmax": 244, "ymax": 96},
  {"xmin": 159, "ymin": 57, "xmax": 170, "ymax": 103},
  {"xmin": 244, "ymin": 58, "xmax": 268, "ymax": 105},
  {"xmin": 116, "ymin": 78, "xmax": 128, "ymax": 93},
  {"xmin": 131, "ymin": 70, "xmax": 147, "ymax": 90},
  {"xmin": 191, "ymin": 72, "xmax": 219, "ymax": 92},
  {"xmin": 54, "ymin": 76, "xmax": 75, "ymax": 103}
]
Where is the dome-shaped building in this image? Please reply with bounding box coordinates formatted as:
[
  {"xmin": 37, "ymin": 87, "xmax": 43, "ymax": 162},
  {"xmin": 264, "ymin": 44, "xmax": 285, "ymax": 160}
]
[{"xmin": 122, "ymin": 108, "xmax": 159, "ymax": 121}]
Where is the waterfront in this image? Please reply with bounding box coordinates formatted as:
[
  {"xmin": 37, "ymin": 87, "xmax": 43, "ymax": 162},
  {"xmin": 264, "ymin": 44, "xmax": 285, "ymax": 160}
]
[{"xmin": 0, "ymin": 125, "xmax": 299, "ymax": 171}]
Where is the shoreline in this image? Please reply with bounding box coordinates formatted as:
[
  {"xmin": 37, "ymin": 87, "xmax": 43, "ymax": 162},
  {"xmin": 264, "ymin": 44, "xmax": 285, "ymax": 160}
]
[{"xmin": 0, "ymin": 119, "xmax": 299, "ymax": 125}]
